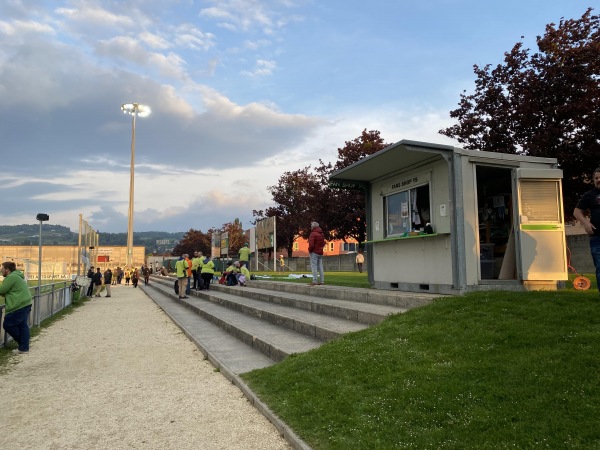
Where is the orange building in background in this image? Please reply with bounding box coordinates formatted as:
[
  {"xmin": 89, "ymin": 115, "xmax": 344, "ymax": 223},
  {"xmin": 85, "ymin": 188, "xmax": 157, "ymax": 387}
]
[{"xmin": 288, "ymin": 236, "xmax": 359, "ymax": 257}]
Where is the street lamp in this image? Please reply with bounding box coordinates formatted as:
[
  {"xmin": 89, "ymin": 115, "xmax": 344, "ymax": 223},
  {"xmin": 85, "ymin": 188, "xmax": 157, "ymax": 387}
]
[
  {"xmin": 121, "ymin": 102, "xmax": 151, "ymax": 267},
  {"xmin": 36, "ymin": 213, "xmax": 49, "ymax": 326}
]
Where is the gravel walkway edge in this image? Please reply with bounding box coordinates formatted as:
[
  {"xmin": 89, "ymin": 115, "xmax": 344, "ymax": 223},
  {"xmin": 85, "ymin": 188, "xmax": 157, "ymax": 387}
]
[{"xmin": 145, "ymin": 287, "xmax": 312, "ymax": 450}]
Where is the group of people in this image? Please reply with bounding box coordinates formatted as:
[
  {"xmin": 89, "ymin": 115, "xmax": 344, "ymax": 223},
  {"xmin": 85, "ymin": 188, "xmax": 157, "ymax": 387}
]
[
  {"xmin": 175, "ymin": 252, "xmax": 214, "ymax": 299},
  {"xmin": 174, "ymin": 246, "xmax": 254, "ymax": 299},
  {"xmin": 222, "ymin": 260, "xmax": 251, "ymax": 286},
  {"xmin": 85, "ymin": 264, "xmax": 153, "ymax": 297}
]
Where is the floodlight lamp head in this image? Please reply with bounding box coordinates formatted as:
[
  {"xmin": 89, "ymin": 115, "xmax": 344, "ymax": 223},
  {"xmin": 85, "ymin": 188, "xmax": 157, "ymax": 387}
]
[
  {"xmin": 36, "ymin": 213, "xmax": 49, "ymax": 222},
  {"xmin": 121, "ymin": 102, "xmax": 151, "ymax": 118}
]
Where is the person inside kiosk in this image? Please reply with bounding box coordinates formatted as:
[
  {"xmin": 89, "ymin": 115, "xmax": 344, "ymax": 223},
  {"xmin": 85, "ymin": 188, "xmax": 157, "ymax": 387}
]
[{"xmin": 386, "ymin": 184, "xmax": 431, "ymax": 236}]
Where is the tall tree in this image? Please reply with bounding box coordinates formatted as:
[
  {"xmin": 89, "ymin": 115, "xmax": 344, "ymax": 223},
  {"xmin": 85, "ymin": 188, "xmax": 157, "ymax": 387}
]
[
  {"xmin": 172, "ymin": 229, "xmax": 211, "ymax": 257},
  {"xmin": 258, "ymin": 167, "xmax": 324, "ymax": 256},
  {"xmin": 317, "ymin": 129, "xmax": 389, "ymax": 247},
  {"xmin": 220, "ymin": 218, "xmax": 245, "ymax": 258},
  {"xmin": 440, "ymin": 8, "xmax": 600, "ymax": 218}
]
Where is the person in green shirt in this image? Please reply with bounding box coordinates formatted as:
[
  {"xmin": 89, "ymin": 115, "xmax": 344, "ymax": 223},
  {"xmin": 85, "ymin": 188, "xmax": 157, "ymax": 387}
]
[
  {"xmin": 0, "ymin": 261, "xmax": 33, "ymax": 353},
  {"xmin": 238, "ymin": 243, "xmax": 251, "ymax": 269}
]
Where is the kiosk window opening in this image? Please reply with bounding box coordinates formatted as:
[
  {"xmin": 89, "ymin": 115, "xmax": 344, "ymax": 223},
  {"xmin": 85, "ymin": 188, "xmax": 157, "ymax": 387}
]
[{"xmin": 384, "ymin": 183, "xmax": 431, "ymax": 237}]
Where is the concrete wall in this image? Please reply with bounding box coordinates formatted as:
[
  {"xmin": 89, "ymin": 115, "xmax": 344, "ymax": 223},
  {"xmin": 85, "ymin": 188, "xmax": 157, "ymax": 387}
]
[
  {"xmin": 262, "ymin": 253, "xmax": 363, "ymax": 272},
  {"xmin": 566, "ymin": 234, "xmax": 595, "ymax": 273},
  {"xmin": 258, "ymin": 235, "xmax": 595, "ymax": 279}
]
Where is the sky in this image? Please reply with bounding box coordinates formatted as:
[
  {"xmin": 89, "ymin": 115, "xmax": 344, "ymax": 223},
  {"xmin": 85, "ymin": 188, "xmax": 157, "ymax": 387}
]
[{"xmin": 0, "ymin": 0, "xmax": 595, "ymax": 234}]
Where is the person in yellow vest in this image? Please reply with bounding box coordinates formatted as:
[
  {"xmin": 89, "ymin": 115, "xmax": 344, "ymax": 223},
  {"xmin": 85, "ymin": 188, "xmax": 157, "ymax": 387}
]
[
  {"xmin": 175, "ymin": 255, "xmax": 189, "ymax": 299},
  {"xmin": 237, "ymin": 262, "xmax": 251, "ymax": 286},
  {"xmin": 191, "ymin": 251, "xmax": 202, "ymax": 290},
  {"xmin": 279, "ymin": 255, "xmax": 285, "ymax": 272},
  {"xmin": 196, "ymin": 252, "xmax": 205, "ymax": 289},
  {"xmin": 200, "ymin": 256, "xmax": 215, "ymax": 291},
  {"xmin": 239, "ymin": 243, "xmax": 251, "ymax": 268}
]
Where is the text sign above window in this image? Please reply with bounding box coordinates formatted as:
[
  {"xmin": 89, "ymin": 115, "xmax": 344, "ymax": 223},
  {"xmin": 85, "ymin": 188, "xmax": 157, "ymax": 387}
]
[{"xmin": 381, "ymin": 171, "xmax": 431, "ymax": 196}]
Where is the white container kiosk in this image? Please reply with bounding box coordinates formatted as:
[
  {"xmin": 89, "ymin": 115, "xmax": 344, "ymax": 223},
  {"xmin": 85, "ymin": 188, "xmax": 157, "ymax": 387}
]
[{"xmin": 329, "ymin": 140, "xmax": 568, "ymax": 294}]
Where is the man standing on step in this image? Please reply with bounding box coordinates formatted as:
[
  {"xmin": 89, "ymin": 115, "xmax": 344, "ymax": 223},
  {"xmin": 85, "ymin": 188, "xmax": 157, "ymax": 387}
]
[
  {"xmin": 239, "ymin": 243, "xmax": 251, "ymax": 269},
  {"xmin": 308, "ymin": 221, "xmax": 325, "ymax": 286},
  {"xmin": 191, "ymin": 251, "xmax": 202, "ymax": 290},
  {"xmin": 176, "ymin": 255, "xmax": 189, "ymax": 299},
  {"xmin": 0, "ymin": 261, "xmax": 33, "ymax": 354}
]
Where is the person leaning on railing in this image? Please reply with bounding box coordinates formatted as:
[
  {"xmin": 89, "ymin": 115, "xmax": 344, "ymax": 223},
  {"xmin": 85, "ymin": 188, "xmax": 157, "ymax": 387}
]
[{"xmin": 0, "ymin": 261, "xmax": 33, "ymax": 354}]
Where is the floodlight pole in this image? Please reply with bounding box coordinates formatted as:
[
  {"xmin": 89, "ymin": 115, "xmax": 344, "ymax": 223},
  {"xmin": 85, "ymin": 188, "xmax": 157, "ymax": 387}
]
[
  {"xmin": 36, "ymin": 213, "xmax": 49, "ymax": 326},
  {"xmin": 121, "ymin": 102, "xmax": 150, "ymax": 267}
]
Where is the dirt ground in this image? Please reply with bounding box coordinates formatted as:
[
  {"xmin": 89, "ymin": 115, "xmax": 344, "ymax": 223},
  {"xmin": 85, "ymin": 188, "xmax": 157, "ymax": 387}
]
[{"xmin": 0, "ymin": 285, "xmax": 290, "ymax": 449}]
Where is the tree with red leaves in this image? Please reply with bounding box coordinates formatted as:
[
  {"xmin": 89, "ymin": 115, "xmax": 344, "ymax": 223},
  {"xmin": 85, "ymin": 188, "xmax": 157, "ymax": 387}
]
[
  {"xmin": 440, "ymin": 8, "xmax": 600, "ymax": 218},
  {"xmin": 317, "ymin": 129, "xmax": 389, "ymax": 248}
]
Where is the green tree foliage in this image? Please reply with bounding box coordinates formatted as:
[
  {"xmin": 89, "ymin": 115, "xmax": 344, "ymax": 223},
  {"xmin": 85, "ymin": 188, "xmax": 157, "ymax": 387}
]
[
  {"xmin": 440, "ymin": 8, "xmax": 600, "ymax": 218},
  {"xmin": 316, "ymin": 129, "xmax": 389, "ymax": 247}
]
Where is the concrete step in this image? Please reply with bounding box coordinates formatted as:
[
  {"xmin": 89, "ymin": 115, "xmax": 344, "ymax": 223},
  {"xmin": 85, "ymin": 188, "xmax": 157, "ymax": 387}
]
[
  {"xmin": 248, "ymin": 278, "xmax": 439, "ymax": 308},
  {"xmin": 210, "ymin": 284, "xmax": 408, "ymax": 325},
  {"xmin": 150, "ymin": 276, "xmax": 369, "ymax": 342},
  {"xmin": 146, "ymin": 280, "xmax": 322, "ymax": 362},
  {"xmin": 138, "ymin": 284, "xmax": 275, "ymax": 375},
  {"xmin": 142, "ymin": 275, "xmax": 440, "ymax": 376}
]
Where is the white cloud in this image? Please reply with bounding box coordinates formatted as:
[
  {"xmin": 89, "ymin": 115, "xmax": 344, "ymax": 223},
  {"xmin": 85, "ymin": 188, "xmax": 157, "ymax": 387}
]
[
  {"xmin": 174, "ymin": 24, "xmax": 215, "ymax": 51},
  {"xmin": 55, "ymin": 5, "xmax": 135, "ymax": 29},
  {"xmin": 139, "ymin": 31, "xmax": 170, "ymax": 50},
  {"xmin": 0, "ymin": 19, "xmax": 55, "ymax": 36},
  {"xmin": 242, "ymin": 59, "xmax": 277, "ymax": 77},
  {"xmin": 199, "ymin": 0, "xmax": 292, "ymax": 34}
]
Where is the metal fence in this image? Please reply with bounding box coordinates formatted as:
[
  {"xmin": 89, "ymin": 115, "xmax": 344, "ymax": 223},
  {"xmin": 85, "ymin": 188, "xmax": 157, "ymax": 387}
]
[
  {"xmin": 260, "ymin": 253, "xmax": 364, "ymax": 273},
  {"xmin": 1, "ymin": 282, "xmax": 73, "ymax": 347}
]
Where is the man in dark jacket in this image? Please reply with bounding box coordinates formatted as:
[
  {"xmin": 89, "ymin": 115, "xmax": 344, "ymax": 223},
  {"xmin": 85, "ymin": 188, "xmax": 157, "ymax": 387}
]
[
  {"xmin": 86, "ymin": 266, "xmax": 95, "ymax": 297},
  {"xmin": 103, "ymin": 268, "xmax": 112, "ymax": 297},
  {"xmin": 308, "ymin": 221, "xmax": 325, "ymax": 286},
  {"xmin": 92, "ymin": 267, "xmax": 103, "ymax": 297}
]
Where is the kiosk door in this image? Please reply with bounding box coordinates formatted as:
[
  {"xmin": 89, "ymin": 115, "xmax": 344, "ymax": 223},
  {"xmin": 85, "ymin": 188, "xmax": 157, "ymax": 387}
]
[{"xmin": 513, "ymin": 168, "xmax": 567, "ymax": 280}]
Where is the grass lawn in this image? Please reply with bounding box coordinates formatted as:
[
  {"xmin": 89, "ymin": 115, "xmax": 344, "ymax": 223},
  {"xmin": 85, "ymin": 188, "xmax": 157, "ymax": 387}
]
[
  {"xmin": 252, "ymin": 271, "xmax": 371, "ymax": 288},
  {"xmin": 242, "ymin": 278, "xmax": 600, "ymax": 449}
]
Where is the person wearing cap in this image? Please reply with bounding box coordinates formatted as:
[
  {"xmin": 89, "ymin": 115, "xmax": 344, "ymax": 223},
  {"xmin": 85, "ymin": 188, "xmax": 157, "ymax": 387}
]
[
  {"xmin": 279, "ymin": 254, "xmax": 285, "ymax": 272},
  {"xmin": 239, "ymin": 243, "xmax": 251, "ymax": 268}
]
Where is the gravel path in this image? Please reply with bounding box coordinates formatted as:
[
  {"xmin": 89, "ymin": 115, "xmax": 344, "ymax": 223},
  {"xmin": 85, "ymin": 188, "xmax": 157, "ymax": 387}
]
[{"xmin": 0, "ymin": 285, "xmax": 291, "ymax": 449}]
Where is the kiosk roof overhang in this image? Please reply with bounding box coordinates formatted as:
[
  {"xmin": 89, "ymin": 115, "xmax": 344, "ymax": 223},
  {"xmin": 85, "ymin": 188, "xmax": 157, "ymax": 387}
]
[
  {"xmin": 329, "ymin": 139, "xmax": 559, "ymax": 184},
  {"xmin": 329, "ymin": 140, "xmax": 456, "ymax": 183}
]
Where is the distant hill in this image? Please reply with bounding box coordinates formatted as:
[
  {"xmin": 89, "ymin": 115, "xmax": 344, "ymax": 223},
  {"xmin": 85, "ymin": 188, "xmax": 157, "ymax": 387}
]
[{"xmin": 0, "ymin": 224, "xmax": 184, "ymax": 254}]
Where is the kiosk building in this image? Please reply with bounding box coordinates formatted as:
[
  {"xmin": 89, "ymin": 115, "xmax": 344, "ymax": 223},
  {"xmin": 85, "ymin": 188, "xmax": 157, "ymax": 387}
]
[{"xmin": 330, "ymin": 140, "xmax": 568, "ymax": 294}]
